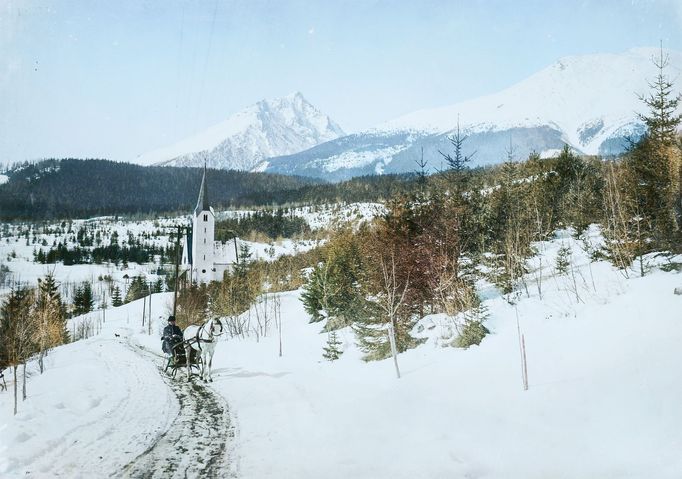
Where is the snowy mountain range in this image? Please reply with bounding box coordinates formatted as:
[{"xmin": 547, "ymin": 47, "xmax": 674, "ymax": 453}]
[
  {"xmin": 135, "ymin": 92, "xmax": 345, "ymax": 171},
  {"xmin": 258, "ymin": 48, "xmax": 682, "ymax": 181}
]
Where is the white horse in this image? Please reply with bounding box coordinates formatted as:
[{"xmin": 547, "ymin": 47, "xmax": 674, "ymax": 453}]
[{"xmin": 183, "ymin": 318, "xmax": 224, "ymax": 382}]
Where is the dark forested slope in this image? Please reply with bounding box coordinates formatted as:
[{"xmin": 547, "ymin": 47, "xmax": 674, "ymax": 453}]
[{"xmin": 0, "ymin": 159, "xmax": 321, "ymax": 219}]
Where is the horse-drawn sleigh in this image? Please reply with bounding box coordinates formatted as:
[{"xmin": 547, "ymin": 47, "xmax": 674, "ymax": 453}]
[
  {"xmin": 163, "ymin": 317, "xmax": 224, "ymax": 382},
  {"xmin": 164, "ymin": 334, "xmax": 201, "ymax": 378}
]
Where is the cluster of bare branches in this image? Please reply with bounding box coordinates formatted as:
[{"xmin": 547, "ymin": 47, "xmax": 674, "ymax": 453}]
[{"xmin": 1, "ymin": 277, "xmax": 68, "ymax": 414}]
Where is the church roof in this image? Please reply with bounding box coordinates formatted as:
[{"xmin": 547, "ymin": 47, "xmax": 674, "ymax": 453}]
[{"xmin": 194, "ymin": 165, "xmax": 210, "ymax": 216}]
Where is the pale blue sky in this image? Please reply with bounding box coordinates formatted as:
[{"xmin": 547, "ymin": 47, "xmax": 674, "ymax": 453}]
[{"xmin": 1, "ymin": 0, "xmax": 681, "ymax": 164}]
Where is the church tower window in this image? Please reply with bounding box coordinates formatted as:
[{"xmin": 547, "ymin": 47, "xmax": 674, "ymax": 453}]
[{"xmin": 204, "ymin": 214, "xmax": 208, "ymax": 221}]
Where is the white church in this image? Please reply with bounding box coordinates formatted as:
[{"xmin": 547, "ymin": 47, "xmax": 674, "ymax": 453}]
[{"xmin": 180, "ymin": 167, "xmax": 240, "ymax": 283}]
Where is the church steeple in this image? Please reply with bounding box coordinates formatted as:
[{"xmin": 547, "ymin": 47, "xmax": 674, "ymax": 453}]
[
  {"xmin": 194, "ymin": 163, "xmax": 210, "ymax": 216},
  {"xmin": 190, "ymin": 162, "xmax": 216, "ymax": 284}
]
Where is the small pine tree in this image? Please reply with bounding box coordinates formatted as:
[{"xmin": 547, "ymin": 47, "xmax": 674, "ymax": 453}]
[
  {"xmin": 628, "ymin": 45, "xmax": 682, "ymax": 242},
  {"xmin": 301, "ymin": 263, "xmax": 333, "ymax": 323},
  {"xmin": 81, "ymin": 282, "xmax": 94, "ymax": 313},
  {"xmin": 555, "ymin": 244, "xmax": 571, "ymax": 276},
  {"xmin": 322, "ymin": 330, "xmax": 343, "ymax": 361},
  {"xmin": 637, "ymin": 45, "xmax": 682, "ymax": 146},
  {"xmin": 439, "ymin": 118, "xmax": 474, "ymax": 173},
  {"xmin": 72, "ymin": 285, "xmax": 84, "ymax": 316},
  {"xmin": 111, "ymin": 286, "xmax": 123, "ymax": 307}
]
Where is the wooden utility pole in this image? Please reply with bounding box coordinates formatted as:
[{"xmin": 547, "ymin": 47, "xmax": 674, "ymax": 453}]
[
  {"xmin": 148, "ymin": 283, "xmax": 152, "ymax": 335},
  {"xmin": 173, "ymin": 225, "xmax": 181, "ymax": 318}
]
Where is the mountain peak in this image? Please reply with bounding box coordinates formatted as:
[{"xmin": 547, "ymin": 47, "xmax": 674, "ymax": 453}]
[
  {"xmin": 285, "ymin": 91, "xmax": 305, "ymax": 101},
  {"xmin": 135, "ymin": 93, "xmax": 345, "ymax": 170}
]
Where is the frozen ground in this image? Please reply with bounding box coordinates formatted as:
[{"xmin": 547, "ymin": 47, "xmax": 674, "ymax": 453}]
[{"xmin": 1, "ymin": 231, "xmax": 682, "ymax": 478}]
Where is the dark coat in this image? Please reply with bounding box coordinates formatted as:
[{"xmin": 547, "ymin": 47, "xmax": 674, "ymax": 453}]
[
  {"xmin": 162, "ymin": 323, "xmax": 183, "ymax": 340},
  {"xmin": 162, "ymin": 323, "xmax": 183, "ymax": 354}
]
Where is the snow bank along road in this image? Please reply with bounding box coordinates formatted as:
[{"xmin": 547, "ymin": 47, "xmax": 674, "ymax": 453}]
[{"xmin": 0, "ymin": 299, "xmax": 235, "ymax": 478}]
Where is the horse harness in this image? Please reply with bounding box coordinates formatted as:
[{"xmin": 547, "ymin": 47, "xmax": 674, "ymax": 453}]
[{"xmin": 190, "ymin": 319, "xmax": 224, "ymax": 352}]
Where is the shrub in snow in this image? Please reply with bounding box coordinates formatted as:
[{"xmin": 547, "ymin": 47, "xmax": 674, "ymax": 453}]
[
  {"xmin": 453, "ymin": 303, "xmax": 489, "ymax": 349},
  {"xmin": 454, "ymin": 319, "xmax": 490, "ymax": 349},
  {"xmin": 661, "ymin": 262, "xmax": 682, "ymax": 273},
  {"xmin": 301, "ymin": 230, "xmax": 365, "ymax": 329},
  {"xmin": 351, "ymin": 296, "xmax": 425, "ymax": 362}
]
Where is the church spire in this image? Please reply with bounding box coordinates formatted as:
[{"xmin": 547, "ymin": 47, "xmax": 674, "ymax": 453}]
[{"xmin": 194, "ymin": 163, "xmax": 210, "ymax": 215}]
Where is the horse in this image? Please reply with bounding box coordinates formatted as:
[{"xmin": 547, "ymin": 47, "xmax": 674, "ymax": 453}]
[{"xmin": 183, "ymin": 317, "xmax": 224, "ymax": 382}]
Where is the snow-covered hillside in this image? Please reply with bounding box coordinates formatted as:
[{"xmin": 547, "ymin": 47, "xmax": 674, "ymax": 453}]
[
  {"xmin": 2, "ymin": 228, "xmax": 682, "ymax": 477},
  {"xmin": 378, "ymin": 48, "xmax": 680, "ymax": 152},
  {"xmin": 261, "ymin": 48, "xmax": 681, "ymax": 180},
  {"xmin": 135, "ymin": 92, "xmax": 345, "ymax": 171}
]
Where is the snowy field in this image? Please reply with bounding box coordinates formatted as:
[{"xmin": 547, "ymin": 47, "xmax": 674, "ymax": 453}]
[
  {"xmin": 0, "ymin": 216, "xmax": 180, "ymax": 295},
  {"xmin": 0, "ymin": 202, "xmax": 381, "ymax": 297},
  {"xmin": 2, "ymin": 231, "xmax": 682, "ymax": 478}
]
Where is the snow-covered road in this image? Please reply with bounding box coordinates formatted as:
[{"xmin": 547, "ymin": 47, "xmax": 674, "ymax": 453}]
[
  {"xmin": 1, "ymin": 331, "xmax": 176, "ymax": 476},
  {"xmin": 122, "ymin": 341, "xmax": 234, "ymax": 479},
  {"xmin": 0, "ymin": 294, "xmax": 235, "ymax": 478}
]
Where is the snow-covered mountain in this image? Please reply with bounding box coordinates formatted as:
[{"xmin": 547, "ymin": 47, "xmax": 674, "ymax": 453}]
[
  {"xmin": 135, "ymin": 92, "xmax": 345, "ymax": 170},
  {"xmin": 260, "ymin": 48, "xmax": 681, "ymax": 181}
]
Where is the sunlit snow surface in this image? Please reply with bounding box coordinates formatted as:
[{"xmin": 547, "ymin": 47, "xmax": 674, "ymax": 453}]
[{"xmin": 2, "ymin": 224, "xmax": 682, "ymax": 478}]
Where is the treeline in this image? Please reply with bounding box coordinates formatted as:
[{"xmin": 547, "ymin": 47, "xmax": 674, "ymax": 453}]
[
  {"xmin": 33, "ymin": 242, "xmax": 175, "ymax": 266},
  {"xmin": 215, "ymin": 209, "xmax": 311, "ymax": 241},
  {"xmin": 0, "ymin": 159, "xmax": 321, "ymax": 220},
  {"xmin": 237, "ymin": 173, "xmax": 421, "ymax": 205},
  {"xmin": 30, "ymin": 227, "xmax": 177, "ymax": 266},
  {"xmin": 302, "ymin": 138, "xmax": 680, "ymax": 361},
  {"xmin": 300, "ymin": 53, "xmax": 682, "ymax": 361}
]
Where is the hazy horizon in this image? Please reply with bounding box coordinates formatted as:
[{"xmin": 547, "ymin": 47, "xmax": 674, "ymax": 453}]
[{"xmin": 1, "ymin": 0, "xmax": 681, "ymax": 166}]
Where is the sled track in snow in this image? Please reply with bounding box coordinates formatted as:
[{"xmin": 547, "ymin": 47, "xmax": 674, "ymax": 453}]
[{"xmin": 119, "ymin": 343, "xmax": 236, "ymax": 479}]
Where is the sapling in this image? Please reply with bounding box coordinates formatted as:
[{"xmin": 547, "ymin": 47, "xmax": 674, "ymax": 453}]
[{"xmin": 322, "ymin": 330, "xmax": 343, "ymax": 361}]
